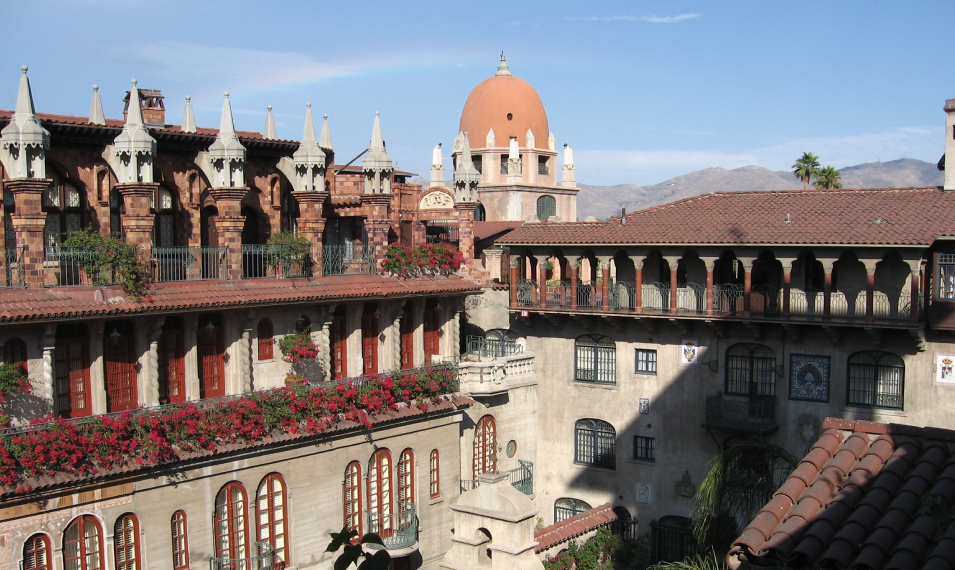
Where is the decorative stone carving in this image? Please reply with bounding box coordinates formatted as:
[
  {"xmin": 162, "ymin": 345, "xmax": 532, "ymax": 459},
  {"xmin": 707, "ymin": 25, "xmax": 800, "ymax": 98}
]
[
  {"xmin": 797, "ymin": 414, "xmax": 821, "ymax": 444},
  {"xmin": 675, "ymin": 471, "xmax": 695, "ymax": 498},
  {"xmin": 420, "ymin": 190, "xmax": 454, "ymax": 210}
]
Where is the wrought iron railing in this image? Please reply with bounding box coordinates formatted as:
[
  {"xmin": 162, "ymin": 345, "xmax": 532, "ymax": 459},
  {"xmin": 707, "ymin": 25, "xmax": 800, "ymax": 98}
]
[
  {"xmin": 516, "ymin": 278, "xmax": 536, "ymax": 305},
  {"xmin": 577, "ymin": 283, "xmax": 601, "ymax": 308},
  {"xmin": 465, "ymin": 335, "xmax": 523, "ymax": 359},
  {"xmin": 366, "ymin": 501, "xmax": 417, "ymax": 551},
  {"xmin": 322, "ymin": 244, "xmax": 377, "ymax": 276},
  {"xmin": 153, "ymin": 246, "xmax": 227, "ymax": 282},
  {"xmin": 210, "ymin": 541, "xmax": 275, "ymax": 570},
  {"xmin": 242, "ymin": 244, "xmax": 312, "ymax": 279},
  {"xmin": 538, "ymin": 164, "xmax": 550, "ymax": 175},
  {"xmin": 713, "ymin": 283, "xmax": 744, "ymax": 313},
  {"xmin": 0, "ymin": 245, "xmax": 24, "ymax": 288},
  {"xmin": 704, "ymin": 391, "xmax": 776, "ymax": 434},
  {"xmin": 459, "ymin": 461, "xmax": 534, "ymax": 495},
  {"xmin": 750, "ymin": 285, "xmax": 782, "ymax": 314},
  {"xmin": 44, "ymin": 246, "xmax": 121, "ymax": 287},
  {"xmin": 651, "ymin": 516, "xmax": 698, "ymax": 563},
  {"xmin": 610, "ymin": 281, "xmax": 636, "ymax": 310},
  {"xmin": 676, "ymin": 283, "xmax": 706, "ymax": 312}
]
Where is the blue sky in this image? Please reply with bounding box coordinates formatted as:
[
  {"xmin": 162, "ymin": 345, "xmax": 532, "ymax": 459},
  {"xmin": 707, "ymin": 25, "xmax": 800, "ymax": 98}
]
[{"xmin": 2, "ymin": 1, "xmax": 953, "ymax": 185}]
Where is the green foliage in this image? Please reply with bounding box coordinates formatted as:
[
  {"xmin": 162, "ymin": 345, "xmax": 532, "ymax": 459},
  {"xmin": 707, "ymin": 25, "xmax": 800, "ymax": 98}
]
[
  {"xmin": 792, "ymin": 152, "xmax": 821, "ymax": 189},
  {"xmin": 612, "ymin": 532, "xmax": 651, "ymax": 570},
  {"xmin": 544, "ymin": 528, "xmax": 650, "ymax": 570},
  {"xmin": 646, "ymin": 550, "xmax": 726, "ymax": 570},
  {"xmin": 325, "ymin": 527, "xmax": 390, "ymax": 570},
  {"xmin": 267, "ymin": 231, "xmax": 312, "ymax": 265},
  {"xmin": 62, "ymin": 228, "xmax": 148, "ymax": 299},
  {"xmin": 814, "ymin": 165, "xmax": 843, "ymax": 189},
  {"xmin": 0, "ymin": 363, "xmax": 29, "ymax": 397},
  {"xmin": 691, "ymin": 437, "xmax": 798, "ymax": 553}
]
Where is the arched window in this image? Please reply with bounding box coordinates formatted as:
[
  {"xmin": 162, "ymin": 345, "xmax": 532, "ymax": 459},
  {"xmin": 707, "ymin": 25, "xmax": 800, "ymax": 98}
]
[
  {"xmin": 22, "ymin": 533, "xmax": 52, "ymax": 570},
  {"xmin": 104, "ymin": 321, "xmax": 137, "ymax": 412},
  {"xmin": 159, "ymin": 317, "xmax": 186, "ymax": 404},
  {"xmin": 170, "ymin": 511, "xmax": 189, "ymax": 570},
  {"xmin": 575, "ymin": 419, "xmax": 616, "ymax": 469},
  {"xmin": 429, "ymin": 450, "xmax": 440, "ymax": 498},
  {"xmin": 575, "ymin": 335, "xmax": 616, "ymax": 384},
  {"xmin": 847, "ymin": 351, "xmax": 905, "ymax": 409},
  {"xmin": 536, "ymin": 195, "xmax": 556, "ymax": 221},
  {"xmin": 55, "ymin": 324, "xmax": 91, "ymax": 418},
  {"xmin": 484, "ymin": 329, "xmax": 520, "ymax": 358},
  {"xmin": 725, "ymin": 344, "xmax": 776, "ymax": 397},
  {"xmin": 554, "ymin": 498, "xmax": 591, "ymax": 523},
  {"xmin": 109, "ymin": 187, "xmax": 123, "ymax": 238},
  {"xmin": 198, "ymin": 314, "xmax": 225, "ymax": 399},
  {"xmin": 475, "ymin": 203, "xmax": 486, "ymax": 222},
  {"xmin": 153, "ymin": 187, "xmax": 176, "ymax": 247},
  {"xmin": 343, "ymin": 461, "xmax": 362, "ymax": 535},
  {"xmin": 214, "ymin": 482, "xmax": 248, "ymax": 560},
  {"xmin": 361, "ymin": 303, "xmax": 379, "ymax": 375},
  {"xmin": 473, "ymin": 415, "xmax": 498, "ymax": 476},
  {"xmin": 367, "ymin": 449, "xmax": 393, "ymax": 537},
  {"xmin": 63, "ymin": 515, "xmax": 103, "ymax": 570},
  {"xmin": 5, "ymin": 337, "xmax": 27, "ymax": 374},
  {"xmin": 397, "ymin": 449, "xmax": 414, "ymax": 505},
  {"xmin": 256, "ymin": 473, "xmax": 288, "ymax": 565},
  {"xmin": 43, "ymin": 172, "xmax": 84, "ymax": 254},
  {"xmin": 113, "ymin": 514, "xmax": 141, "ymax": 570},
  {"xmin": 257, "ymin": 319, "xmax": 274, "ymax": 361}
]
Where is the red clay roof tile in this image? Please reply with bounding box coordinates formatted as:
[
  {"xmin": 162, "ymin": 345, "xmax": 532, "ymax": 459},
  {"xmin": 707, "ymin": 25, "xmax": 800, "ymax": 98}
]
[{"xmin": 534, "ymin": 503, "xmax": 617, "ymax": 553}]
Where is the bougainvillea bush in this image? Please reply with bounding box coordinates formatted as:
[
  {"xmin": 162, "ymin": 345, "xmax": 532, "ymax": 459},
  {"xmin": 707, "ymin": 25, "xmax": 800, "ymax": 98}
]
[
  {"xmin": 382, "ymin": 243, "xmax": 466, "ymax": 277},
  {"xmin": 277, "ymin": 328, "xmax": 320, "ymax": 365},
  {"xmin": 0, "ymin": 365, "xmax": 457, "ymax": 494}
]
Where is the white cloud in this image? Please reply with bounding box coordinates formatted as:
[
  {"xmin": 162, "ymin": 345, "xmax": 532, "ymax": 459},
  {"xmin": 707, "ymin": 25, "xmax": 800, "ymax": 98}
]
[
  {"xmin": 575, "ymin": 127, "xmax": 940, "ymax": 186},
  {"xmin": 566, "ymin": 14, "xmax": 701, "ymax": 24}
]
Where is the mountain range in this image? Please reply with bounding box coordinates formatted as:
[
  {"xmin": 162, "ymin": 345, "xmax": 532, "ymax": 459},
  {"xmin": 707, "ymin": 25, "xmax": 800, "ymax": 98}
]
[{"xmin": 576, "ymin": 158, "xmax": 943, "ymax": 221}]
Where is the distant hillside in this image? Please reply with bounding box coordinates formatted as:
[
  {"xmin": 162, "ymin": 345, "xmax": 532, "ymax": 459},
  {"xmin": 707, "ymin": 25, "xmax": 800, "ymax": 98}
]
[{"xmin": 578, "ymin": 158, "xmax": 943, "ymax": 220}]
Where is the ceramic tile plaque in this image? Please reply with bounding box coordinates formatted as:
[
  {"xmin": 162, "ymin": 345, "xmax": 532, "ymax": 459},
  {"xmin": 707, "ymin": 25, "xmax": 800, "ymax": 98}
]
[{"xmin": 789, "ymin": 354, "xmax": 830, "ymax": 403}]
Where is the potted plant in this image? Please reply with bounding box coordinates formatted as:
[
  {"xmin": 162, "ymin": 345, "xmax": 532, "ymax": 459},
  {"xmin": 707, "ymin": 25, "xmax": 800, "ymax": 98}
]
[{"xmin": 277, "ymin": 328, "xmax": 320, "ymax": 386}]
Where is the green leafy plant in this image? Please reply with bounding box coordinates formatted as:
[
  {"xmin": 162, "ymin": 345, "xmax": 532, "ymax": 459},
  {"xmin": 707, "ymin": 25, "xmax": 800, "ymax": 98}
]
[
  {"xmin": 62, "ymin": 228, "xmax": 148, "ymax": 299},
  {"xmin": 325, "ymin": 527, "xmax": 390, "ymax": 570},
  {"xmin": 267, "ymin": 231, "xmax": 312, "ymax": 266},
  {"xmin": 646, "ymin": 550, "xmax": 726, "ymax": 570},
  {"xmin": 544, "ymin": 527, "xmax": 649, "ymax": 570}
]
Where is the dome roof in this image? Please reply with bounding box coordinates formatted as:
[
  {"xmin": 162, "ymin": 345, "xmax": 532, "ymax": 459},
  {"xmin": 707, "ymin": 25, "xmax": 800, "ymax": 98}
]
[{"xmin": 459, "ymin": 56, "xmax": 549, "ymax": 150}]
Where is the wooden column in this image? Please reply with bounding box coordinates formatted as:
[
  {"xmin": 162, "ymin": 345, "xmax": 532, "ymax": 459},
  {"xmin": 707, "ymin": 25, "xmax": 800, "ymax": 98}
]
[
  {"xmin": 569, "ymin": 257, "xmax": 579, "ymax": 311},
  {"xmin": 7, "ymin": 178, "xmax": 50, "ymax": 289},
  {"xmin": 537, "ymin": 256, "xmax": 549, "ymax": 309},
  {"xmin": 599, "ymin": 258, "xmax": 611, "ymax": 311},
  {"xmin": 632, "ymin": 257, "xmax": 643, "ymax": 313},
  {"xmin": 704, "ymin": 258, "xmax": 716, "ymax": 315}
]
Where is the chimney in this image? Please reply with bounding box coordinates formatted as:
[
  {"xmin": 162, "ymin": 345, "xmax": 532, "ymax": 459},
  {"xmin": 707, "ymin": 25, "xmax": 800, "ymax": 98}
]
[
  {"xmin": 946, "ymin": 98, "xmax": 955, "ymax": 190},
  {"xmin": 124, "ymin": 88, "xmax": 166, "ymax": 127}
]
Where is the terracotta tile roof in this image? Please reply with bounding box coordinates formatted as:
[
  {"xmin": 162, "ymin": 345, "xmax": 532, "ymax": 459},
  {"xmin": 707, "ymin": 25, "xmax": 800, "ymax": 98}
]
[
  {"xmin": 729, "ymin": 417, "xmax": 955, "ymax": 570},
  {"xmin": 534, "ymin": 503, "xmax": 618, "ymax": 553},
  {"xmin": 473, "ymin": 221, "xmax": 523, "ymax": 243},
  {"xmin": 0, "ymin": 274, "xmax": 480, "ymax": 322},
  {"xmin": 501, "ymin": 187, "xmax": 955, "ymax": 247},
  {"xmin": 0, "ymin": 395, "xmax": 474, "ymax": 499}
]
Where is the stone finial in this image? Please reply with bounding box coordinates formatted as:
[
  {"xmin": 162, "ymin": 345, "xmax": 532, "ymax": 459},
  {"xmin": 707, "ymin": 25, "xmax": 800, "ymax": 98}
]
[
  {"xmin": 319, "ymin": 113, "xmax": 333, "ymax": 151},
  {"xmin": 263, "ymin": 105, "xmax": 277, "ymax": 140},
  {"xmin": 113, "ymin": 79, "xmax": 156, "ymax": 183},
  {"xmin": 430, "ymin": 143, "xmax": 445, "ymax": 187},
  {"xmin": 291, "ymin": 102, "xmax": 326, "ymax": 192},
  {"xmin": 181, "ymin": 95, "xmax": 196, "ymax": 133},
  {"xmin": 562, "ymin": 143, "xmax": 577, "ymax": 189},
  {"xmin": 563, "ymin": 143, "xmax": 574, "ymax": 166},
  {"xmin": 452, "ymin": 131, "xmax": 465, "ymax": 154},
  {"xmin": 89, "ymin": 85, "xmax": 105, "ymax": 125},
  {"xmin": 454, "ymin": 132, "xmax": 479, "ymax": 202},
  {"xmin": 207, "ymin": 92, "xmax": 246, "ymax": 188},
  {"xmin": 548, "ymin": 131, "xmax": 556, "ymax": 151},
  {"xmin": 1, "ymin": 66, "xmax": 50, "ymax": 178},
  {"xmin": 361, "ymin": 111, "xmax": 393, "ymax": 194},
  {"xmin": 507, "ymin": 136, "xmax": 522, "ymax": 180},
  {"xmin": 432, "ymin": 143, "xmax": 443, "ymax": 167},
  {"xmin": 486, "ymin": 127, "xmax": 496, "ymax": 147},
  {"xmin": 525, "ymin": 127, "xmax": 535, "ymax": 150},
  {"xmin": 495, "ymin": 52, "xmax": 512, "ymax": 76}
]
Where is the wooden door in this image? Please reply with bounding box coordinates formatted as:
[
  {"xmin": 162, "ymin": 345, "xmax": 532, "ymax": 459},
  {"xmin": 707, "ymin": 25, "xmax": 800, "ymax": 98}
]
[
  {"xmin": 55, "ymin": 333, "xmax": 91, "ymax": 418},
  {"xmin": 198, "ymin": 316, "xmax": 225, "ymax": 398},
  {"xmin": 331, "ymin": 312, "xmax": 347, "ymax": 380},
  {"xmin": 361, "ymin": 312, "xmax": 378, "ymax": 375},
  {"xmin": 160, "ymin": 318, "xmax": 186, "ymax": 403},
  {"xmin": 400, "ymin": 307, "xmax": 414, "ymax": 369},
  {"xmin": 104, "ymin": 321, "xmax": 137, "ymax": 412},
  {"xmin": 424, "ymin": 305, "xmax": 440, "ymax": 365}
]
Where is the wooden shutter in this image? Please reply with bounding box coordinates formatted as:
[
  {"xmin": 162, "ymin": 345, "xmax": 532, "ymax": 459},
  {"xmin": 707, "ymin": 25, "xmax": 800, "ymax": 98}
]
[
  {"xmin": 361, "ymin": 312, "xmax": 378, "ymax": 375},
  {"xmin": 400, "ymin": 307, "xmax": 414, "ymax": 369},
  {"xmin": 55, "ymin": 326, "xmax": 90, "ymax": 418},
  {"xmin": 160, "ymin": 320, "xmax": 186, "ymax": 403},
  {"xmin": 104, "ymin": 321, "xmax": 137, "ymax": 412},
  {"xmin": 331, "ymin": 312, "xmax": 347, "ymax": 380},
  {"xmin": 198, "ymin": 316, "xmax": 225, "ymax": 398}
]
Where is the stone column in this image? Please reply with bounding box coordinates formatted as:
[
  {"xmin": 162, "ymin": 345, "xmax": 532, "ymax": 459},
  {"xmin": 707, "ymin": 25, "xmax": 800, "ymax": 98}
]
[
  {"xmin": 209, "ymin": 188, "xmax": 247, "ymax": 280},
  {"xmin": 703, "ymin": 258, "xmax": 717, "ymax": 315},
  {"xmin": 741, "ymin": 258, "xmax": 754, "ymax": 316},
  {"xmin": 144, "ymin": 320, "xmax": 163, "ymax": 407},
  {"xmin": 780, "ymin": 258, "xmax": 796, "ymax": 316},
  {"xmin": 7, "ymin": 178, "xmax": 50, "ymax": 289},
  {"xmin": 392, "ymin": 309, "xmax": 402, "ymax": 371},
  {"xmin": 40, "ymin": 328, "xmax": 56, "ymax": 415},
  {"xmin": 509, "ymin": 257, "xmax": 520, "ymax": 308},
  {"xmin": 910, "ymin": 264, "xmax": 922, "ymax": 324},
  {"xmin": 864, "ymin": 260, "xmax": 877, "ymax": 323},
  {"xmin": 292, "ymin": 190, "xmax": 328, "ymax": 276},
  {"xmin": 569, "ymin": 257, "xmax": 579, "ymax": 310},
  {"xmin": 536, "ymin": 256, "xmax": 549, "ymax": 309},
  {"xmin": 631, "ymin": 256, "xmax": 644, "ymax": 313},
  {"xmin": 319, "ymin": 314, "xmax": 332, "ymax": 381},
  {"xmin": 239, "ymin": 324, "xmax": 253, "ymax": 391},
  {"xmin": 823, "ymin": 260, "xmax": 835, "ymax": 319},
  {"xmin": 664, "ymin": 257, "xmax": 680, "ymax": 314},
  {"xmin": 116, "ymin": 182, "xmax": 158, "ymax": 258},
  {"xmin": 456, "ymin": 202, "xmax": 477, "ymax": 279},
  {"xmin": 452, "ymin": 307, "xmax": 462, "ymax": 359},
  {"xmin": 598, "ymin": 257, "xmax": 611, "ymax": 311}
]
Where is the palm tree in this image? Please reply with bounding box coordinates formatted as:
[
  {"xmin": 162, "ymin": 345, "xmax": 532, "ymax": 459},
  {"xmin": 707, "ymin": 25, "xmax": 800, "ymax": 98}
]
[
  {"xmin": 814, "ymin": 165, "xmax": 843, "ymax": 189},
  {"xmin": 792, "ymin": 152, "xmax": 821, "ymax": 189},
  {"xmin": 691, "ymin": 437, "xmax": 798, "ymax": 553}
]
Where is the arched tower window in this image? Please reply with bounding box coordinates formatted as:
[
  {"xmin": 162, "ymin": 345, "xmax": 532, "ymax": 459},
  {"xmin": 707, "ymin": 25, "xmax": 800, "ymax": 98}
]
[
  {"xmin": 536, "ymin": 195, "xmax": 556, "ymax": 221},
  {"xmin": 397, "ymin": 449, "xmax": 415, "ymax": 505},
  {"xmin": 153, "ymin": 187, "xmax": 177, "ymax": 247},
  {"xmin": 473, "ymin": 415, "xmax": 498, "ymax": 476},
  {"xmin": 170, "ymin": 511, "xmax": 189, "ymax": 570},
  {"xmin": 367, "ymin": 449, "xmax": 393, "ymax": 537},
  {"xmin": 429, "ymin": 449, "xmax": 440, "ymax": 498}
]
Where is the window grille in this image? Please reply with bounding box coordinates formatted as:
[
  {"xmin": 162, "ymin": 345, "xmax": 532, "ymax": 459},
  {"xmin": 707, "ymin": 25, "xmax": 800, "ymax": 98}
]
[
  {"xmin": 940, "ymin": 253, "xmax": 955, "ymax": 299},
  {"xmin": 536, "ymin": 195, "xmax": 556, "ymax": 220},
  {"xmin": 554, "ymin": 498, "xmax": 592, "ymax": 522},
  {"xmin": 635, "ymin": 349, "xmax": 657, "ymax": 374},
  {"xmin": 847, "ymin": 351, "xmax": 904, "ymax": 409},
  {"xmin": 634, "ymin": 436, "xmax": 656, "ymax": 461},
  {"xmin": 725, "ymin": 344, "xmax": 776, "ymax": 396},
  {"xmin": 575, "ymin": 335, "xmax": 616, "ymax": 384},
  {"xmin": 575, "ymin": 419, "xmax": 616, "ymax": 469}
]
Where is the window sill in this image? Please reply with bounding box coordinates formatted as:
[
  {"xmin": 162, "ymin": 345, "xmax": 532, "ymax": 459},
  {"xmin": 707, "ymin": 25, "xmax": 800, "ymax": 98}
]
[
  {"xmin": 630, "ymin": 458, "xmax": 656, "ymax": 465},
  {"xmin": 844, "ymin": 406, "xmax": 906, "ymax": 417},
  {"xmin": 574, "ymin": 381, "xmax": 617, "ymax": 390},
  {"xmin": 429, "ymin": 496, "xmax": 444, "ymax": 505},
  {"xmin": 573, "ymin": 462, "xmax": 617, "ymax": 471}
]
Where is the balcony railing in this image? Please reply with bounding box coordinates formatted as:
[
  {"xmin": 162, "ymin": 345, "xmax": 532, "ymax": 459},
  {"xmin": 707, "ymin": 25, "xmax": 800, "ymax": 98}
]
[
  {"xmin": 44, "ymin": 246, "xmax": 121, "ymax": 287},
  {"xmin": 538, "ymin": 164, "xmax": 550, "ymax": 175},
  {"xmin": 366, "ymin": 501, "xmax": 417, "ymax": 551},
  {"xmin": 517, "ymin": 280, "xmax": 923, "ymax": 324},
  {"xmin": 459, "ymin": 461, "xmax": 535, "ymax": 495},
  {"xmin": 322, "ymin": 244, "xmax": 377, "ymax": 276},
  {"xmin": 0, "ymin": 246, "xmax": 24, "ymax": 288},
  {"xmin": 459, "ymin": 352, "xmax": 535, "ymax": 394},
  {"xmin": 153, "ymin": 246, "xmax": 227, "ymax": 282},
  {"xmin": 242, "ymin": 244, "xmax": 312, "ymax": 279},
  {"xmin": 704, "ymin": 392, "xmax": 777, "ymax": 434},
  {"xmin": 465, "ymin": 335, "xmax": 523, "ymax": 360},
  {"xmin": 210, "ymin": 541, "xmax": 276, "ymax": 570}
]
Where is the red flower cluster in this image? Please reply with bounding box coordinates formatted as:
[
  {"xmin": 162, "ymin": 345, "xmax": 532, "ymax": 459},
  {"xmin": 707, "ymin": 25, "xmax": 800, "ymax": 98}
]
[
  {"xmin": 382, "ymin": 243, "xmax": 466, "ymax": 277},
  {"xmin": 0, "ymin": 366, "xmax": 457, "ymax": 494},
  {"xmin": 277, "ymin": 329, "xmax": 319, "ymax": 365}
]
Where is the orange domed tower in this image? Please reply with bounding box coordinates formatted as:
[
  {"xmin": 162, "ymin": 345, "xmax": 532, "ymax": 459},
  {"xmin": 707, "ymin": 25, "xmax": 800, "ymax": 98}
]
[{"xmin": 442, "ymin": 54, "xmax": 578, "ymax": 223}]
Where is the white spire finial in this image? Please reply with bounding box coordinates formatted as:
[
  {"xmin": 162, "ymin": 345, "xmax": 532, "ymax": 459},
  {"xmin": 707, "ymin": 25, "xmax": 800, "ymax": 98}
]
[
  {"xmin": 182, "ymin": 95, "xmax": 196, "ymax": 133},
  {"xmin": 263, "ymin": 104, "xmax": 277, "ymax": 139},
  {"xmin": 89, "ymin": 84, "xmax": 105, "ymax": 125},
  {"xmin": 112, "ymin": 79, "xmax": 156, "ymax": 183},
  {"xmin": 207, "ymin": 91, "xmax": 246, "ymax": 188},
  {"xmin": 454, "ymin": 132, "xmax": 479, "ymax": 201},
  {"xmin": 319, "ymin": 113, "xmax": 333, "ymax": 151},
  {"xmin": 292, "ymin": 102, "xmax": 326, "ymax": 192},
  {"xmin": 301, "ymin": 103, "xmax": 316, "ymax": 144},
  {"xmin": 496, "ymin": 52, "xmax": 512, "ymax": 76},
  {"xmin": 1, "ymin": 65, "xmax": 50, "ymax": 178},
  {"xmin": 362, "ymin": 111, "xmax": 393, "ymax": 193}
]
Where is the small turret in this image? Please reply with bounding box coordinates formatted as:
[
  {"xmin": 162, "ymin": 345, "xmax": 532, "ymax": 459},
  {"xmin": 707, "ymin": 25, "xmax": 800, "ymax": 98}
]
[
  {"xmin": 291, "ymin": 103, "xmax": 326, "ymax": 192},
  {"xmin": 112, "ymin": 79, "xmax": 156, "ymax": 183},
  {"xmin": 207, "ymin": 92, "xmax": 246, "ymax": 188},
  {"xmin": 361, "ymin": 111, "xmax": 393, "ymax": 194},
  {"xmin": 1, "ymin": 66, "xmax": 49, "ymax": 179},
  {"xmin": 454, "ymin": 133, "xmax": 479, "ymax": 202}
]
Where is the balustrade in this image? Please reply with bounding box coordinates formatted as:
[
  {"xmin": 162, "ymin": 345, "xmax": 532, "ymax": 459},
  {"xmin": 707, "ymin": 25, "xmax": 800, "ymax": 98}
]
[
  {"xmin": 44, "ymin": 246, "xmax": 121, "ymax": 287},
  {"xmin": 153, "ymin": 246, "xmax": 227, "ymax": 282},
  {"xmin": 322, "ymin": 244, "xmax": 376, "ymax": 276}
]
